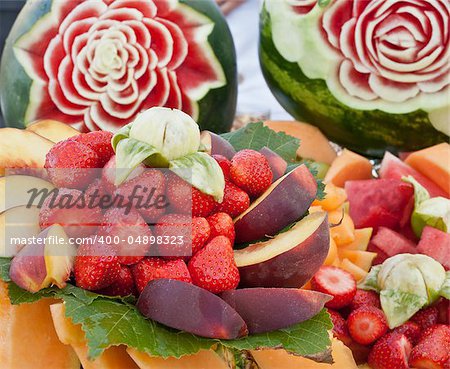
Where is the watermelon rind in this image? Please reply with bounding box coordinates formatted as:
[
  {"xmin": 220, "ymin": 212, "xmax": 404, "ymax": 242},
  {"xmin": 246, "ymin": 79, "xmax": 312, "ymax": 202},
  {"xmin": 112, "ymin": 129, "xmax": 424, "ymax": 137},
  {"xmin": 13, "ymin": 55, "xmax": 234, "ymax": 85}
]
[{"xmin": 259, "ymin": 5, "xmax": 449, "ymax": 157}]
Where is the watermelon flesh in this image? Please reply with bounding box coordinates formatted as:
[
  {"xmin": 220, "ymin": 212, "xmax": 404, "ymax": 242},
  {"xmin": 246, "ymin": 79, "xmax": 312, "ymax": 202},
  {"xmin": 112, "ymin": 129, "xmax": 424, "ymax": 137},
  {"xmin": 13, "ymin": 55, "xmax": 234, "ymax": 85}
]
[
  {"xmin": 370, "ymin": 227, "xmax": 417, "ymax": 257},
  {"xmin": 417, "ymin": 226, "xmax": 450, "ymax": 270},
  {"xmin": 379, "ymin": 152, "xmax": 448, "ymax": 198},
  {"xmin": 345, "ymin": 179, "xmax": 414, "ymax": 230}
]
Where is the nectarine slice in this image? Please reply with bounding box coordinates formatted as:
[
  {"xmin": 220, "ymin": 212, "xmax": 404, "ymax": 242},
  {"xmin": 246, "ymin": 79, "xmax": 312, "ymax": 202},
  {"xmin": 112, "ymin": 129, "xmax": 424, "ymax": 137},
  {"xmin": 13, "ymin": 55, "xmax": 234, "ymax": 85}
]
[
  {"xmin": 0, "ymin": 128, "xmax": 54, "ymax": 176},
  {"xmin": 234, "ymin": 164, "xmax": 317, "ymax": 243},
  {"xmin": 235, "ymin": 212, "xmax": 329, "ymax": 288},
  {"xmin": 0, "ymin": 282, "xmax": 79, "ymax": 369},
  {"xmin": 200, "ymin": 131, "xmax": 236, "ymax": 159},
  {"xmin": 221, "ymin": 288, "xmax": 331, "ymax": 334},
  {"xmin": 137, "ymin": 279, "xmax": 248, "ymax": 339},
  {"xmin": 260, "ymin": 147, "xmax": 287, "ymax": 181},
  {"xmin": 26, "ymin": 120, "xmax": 80, "ymax": 143}
]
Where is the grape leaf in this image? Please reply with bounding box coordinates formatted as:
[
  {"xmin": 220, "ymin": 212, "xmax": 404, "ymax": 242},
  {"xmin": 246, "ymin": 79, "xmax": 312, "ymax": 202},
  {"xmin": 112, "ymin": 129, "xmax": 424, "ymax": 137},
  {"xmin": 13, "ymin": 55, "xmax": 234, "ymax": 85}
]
[{"xmin": 221, "ymin": 122, "xmax": 299, "ymax": 163}]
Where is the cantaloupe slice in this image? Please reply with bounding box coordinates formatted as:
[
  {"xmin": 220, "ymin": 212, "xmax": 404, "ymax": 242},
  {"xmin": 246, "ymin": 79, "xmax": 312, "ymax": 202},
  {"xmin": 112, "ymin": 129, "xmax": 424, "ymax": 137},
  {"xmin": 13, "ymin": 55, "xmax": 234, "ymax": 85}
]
[
  {"xmin": 405, "ymin": 143, "xmax": 450, "ymax": 196},
  {"xmin": 312, "ymin": 183, "xmax": 347, "ymax": 211},
  {"xmin": 329, "ymin": 208, "xmax": 355, "ymax": 246},
  {"xmin": 264, "ymin": 121, "xmax": 337, "ymax": 164},
  {"xmin": 0, "ymin": 281, "xmax": 79, "ymax": 369},
  {"xmin": 323, "ymin": 238, "xmax": 338, "ymax": 266},
  {"xmin": 341, "ymin": 228, "xmax": 373, "ymax": 251},
  {"xmin": 26, "ymin": 120, "xmax": 80, "ymax": 143},
  {"xmin": 251, "ymin": 338, "xmax": 358, "ymax": 369},
  {"xmin": 339, "ymin": 259, "xmax": 368, "ymax": 281},
  {"xmin": 128, "ymin": 348, "xmax": 231, "ymax": 369},
  {"xmin": 338, "ymin": 250, "xmax": 377, "ymax": 272},
  {"xmin": 50, "ymin": 303, "xmax": 139, "ymax": 369},
  {"xmin": 324, "ymin": 149, "xmax": 372, "ymax": 187}
]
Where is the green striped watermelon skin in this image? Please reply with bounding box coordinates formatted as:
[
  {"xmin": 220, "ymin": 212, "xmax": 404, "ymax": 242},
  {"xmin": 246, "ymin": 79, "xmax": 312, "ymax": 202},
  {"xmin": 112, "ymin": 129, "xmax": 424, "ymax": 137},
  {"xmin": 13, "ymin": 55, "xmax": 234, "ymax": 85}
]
[
  {"xmin": 0, "ymin": 0, "xmax": 237, "ymax": 133},
  {"xmin": 259, "ymin": 7, "xmax": 448, "ymax": 157}
]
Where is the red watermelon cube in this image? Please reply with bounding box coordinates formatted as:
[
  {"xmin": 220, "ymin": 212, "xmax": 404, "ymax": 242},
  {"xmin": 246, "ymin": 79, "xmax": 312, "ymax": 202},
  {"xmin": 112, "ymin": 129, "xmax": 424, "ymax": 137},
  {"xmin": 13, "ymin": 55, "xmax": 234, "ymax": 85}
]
[
  {"xmin": 380, "ymin": 152, "xmax": 448, "ymax": 198},
  {"xmin": 417, "ymin": 226, "xmax": 450, "ymax": 270},
  {"xmin": 345, "ymin": 179, "xmax": 414, "ymax": 230},
  {"xmin": 371, "ymin": 227, "xmax": 417, "ymax": 258}
]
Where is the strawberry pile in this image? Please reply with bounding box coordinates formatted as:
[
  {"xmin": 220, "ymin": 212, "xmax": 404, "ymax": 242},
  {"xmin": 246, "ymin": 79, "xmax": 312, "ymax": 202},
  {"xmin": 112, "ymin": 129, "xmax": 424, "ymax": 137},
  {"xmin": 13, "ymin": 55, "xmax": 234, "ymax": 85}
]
[
  {"xmin": 42, "ymin": 132, "xmax": 274, "ymax": 297},
  {"xmin": 311, "ymin": 266, "xmax": 450, "ymax": 369}
]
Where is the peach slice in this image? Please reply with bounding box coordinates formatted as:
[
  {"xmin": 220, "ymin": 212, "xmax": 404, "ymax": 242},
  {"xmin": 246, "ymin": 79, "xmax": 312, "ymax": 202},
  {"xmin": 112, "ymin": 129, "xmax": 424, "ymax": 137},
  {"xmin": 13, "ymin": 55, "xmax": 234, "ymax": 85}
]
[
  {"xmin": 137, "ymin": 279, "xmax": 248, "ymax": 339},
  {"xmin": 200, "ymin": 131, "xmax": 236, "ymax": 159},
  {"xmin": 0, "ymin": 205, "xmax": 41, "ymax": 257},
  {"xmin": 9, "ymin": 225, "xmax": 76, "ymax": 292},
  {"xmin": 221, "ymin": 288, "xmax": 331, "ymax": 334},
  {"xmin": 260, "ymin": 147, "xmax": 287, "ymax": 181},
  {"xmin": 235, "ymin": 212, "xmax": 329, "ymax": 288},
  {"xmin": 0, "ymin": 128, "xmax": 54, "ymax": 176},
  {"xmin": 234, "ymin": 164, "xmax": 317, "ymax": 244},
  {"xmin": 0, "ymin": 175, "xmax": 55, "ymax": 213},
  {"xmin": 26, "ymin": 120, "xmax": 80, "ymax": 143}
]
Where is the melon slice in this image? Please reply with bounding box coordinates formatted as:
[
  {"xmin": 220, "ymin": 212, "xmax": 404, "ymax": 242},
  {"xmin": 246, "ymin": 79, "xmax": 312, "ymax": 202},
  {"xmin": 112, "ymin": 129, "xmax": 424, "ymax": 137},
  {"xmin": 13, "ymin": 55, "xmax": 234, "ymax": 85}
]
[
  {"xmin": 128, "ymin": 348, "xmax": 231, "ymax": 369},
  {"xmin": 328, "ymin": 207, "xmax": 355, "ymax": 246},
  {"xmin": 312, "ymin": 183, "xmax": 347, "ymax": 211},
  {"xmin": 50, "ymin": 303, "xmax": 139, "ymax": 369},
  {"xmin": 26, "ymin": 120, "xmax": 80, "ymax": 143},
  {"xmin": 0, "ymin": 128, "xmax": 54, "ymax": 176},
  {"xmin": 339, "ymin": 259, "xmax": 368, "ymax": 281},
  {"xmin": 264, "ymin": 120, "xmax": 337, "ymax": 164},
  {"xmin": 251, "ymin": 338, "xmax": 358, "ymax": 369},
  {"xmin": 417, "ymin": 226, "xmax": 450, "ymax": 270},
  {"xmin": 323, "ymin": 238, "xmax": 338, "ymax": 266},
  {"xmin": 405, "ymin": 143, "xmax": 450, "ymax": 196},
  {"xmin": 338, "ymin": 250, "xmax": 377, "ymax": 272},
  {"xmin": 380, "ymin": 152, "xmax": 448, "ymax": 198},
  {"xmin": 341, "ymin": 228, "xmax": 373, "ymax": 251},
  {"xmin": 0, "ymin": 281, "xmax": 79, "ymax": 369},
  {"xmin": 324, "ymin": 149, "xmax": 372, "ymax": 187}
]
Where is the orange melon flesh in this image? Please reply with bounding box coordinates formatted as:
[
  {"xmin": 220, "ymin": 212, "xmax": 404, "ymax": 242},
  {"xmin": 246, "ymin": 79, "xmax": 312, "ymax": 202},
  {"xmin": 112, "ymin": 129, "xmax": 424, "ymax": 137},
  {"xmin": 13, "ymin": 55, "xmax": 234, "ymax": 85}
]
[
  {"xmin": 264, "ymin": 120, "xmax": 337, "ymax": 164},
  {"xmin": 340, "ymin": 259, "xmax": 368, "ymax": 281},
  {"xmin": 338, "ymin": 250, "xmax": 377, "ymax": 272},
  {"xmin": 323, "ymin": 238, "xmax": 338, "ymax": 266},
  {"xmin": 405, "ymin": 143, "xmax": 450, "ymax": 196},
  {"xmin": 0, "ymin": 281, "xmax": 79, "ymax": 369},
  {"xmin": 50, "ymin": 302, "xmax": 139, "ymax": 369},
  {"xmin": 329, "ymin": 208, "xmax": 355, "ymax": 246},
  {"xmin": 341, "ymin": 228, "xmax": 373, "ymax": 251},
  {"xmin": 128, "ymin": 348, "xmax": 231, "ymax": 369},
  {"xmin": 251, "ymin": 338, "xmax": 358, "ymax": 369},
  {"xmin": 324, "ymin": 149, "xmax": 372, "ymax": 187},
  {"xmin": 312, "ymin": 183, "xmax": 347, "ymax": 211}
]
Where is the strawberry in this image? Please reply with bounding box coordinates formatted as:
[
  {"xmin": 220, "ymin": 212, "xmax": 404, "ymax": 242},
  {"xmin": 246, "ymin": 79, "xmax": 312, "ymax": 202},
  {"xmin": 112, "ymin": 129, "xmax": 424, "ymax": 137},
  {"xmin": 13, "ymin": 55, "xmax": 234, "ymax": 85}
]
[
  {"xmin": 393, "ymin": 321, "xmax": 422, "ymax": 345},
  {"xmin": 39, "ymin": 188, "xmax": 103, "ymax": 238},
  {"xmin": 72, "ymin": 131, "xmax": 114, "ymax": 167},
  {"xmin": 328, "ymin": 309, "xmax": 352, "ymax": 346},
  {"xmin": 84, "ymin": 178, "xmax": 110, "ymax": 203},
  {"xmin": 409, "ymin": 325, "xmax": 450, "ymax": 369},
  {"xmin": 132, "ymin": 257, "xmax": 191, "ymax": 293},
  {"xmin": 74, "ymin": 241, "xmax": 121, "ymax": 291},
  {"xmin": 154, "ymin": 214, "xmax": 210, "ymax": 259},
  {"xmin": 166, "ymin": 174, "xmax": 216, "ymax": 217},
  {"xmin": 101, "ymin": 155, "xmax": 146, "ymax": 194},
  {"xmin": 350, "ymin": 289, "xmax": 381, "ymax": 311},
  {"xmin": 45, "ymin": 139, "xmax": 101, "ymax": 189},
  {"xmin": 347, "ymin": 306, "xmax": 389, "ymax": 345},
  {"xmin": 114, "ymin": 169, "xmax": 166, "ymax": 223},
  {"xmin": 213, "ymin": 154, "xmax": 232, "ymax": 179},
  {"xmin": 188, "ymin": 236, "xmax": 240, "ymax": 294},
  {"xmin": 368, "ymin": 332, "xmax": 412, "ymax": 369},
  {"xmin": 412, "ymin": 306, "xmax": 440, "ymax": 330},
  {"xmin": 99, "ymin": 208, "xmax": 152, "ymax": 265},
  {"xmin": 214, "ymin": 181, "xmax": 250, "ymax": 218},
  {"xmin": 347, "ymin": 341, "xmax": 372, "ymax": 365},
  {"xmin": 311, "ymin": 266, "xmax": 357, "ymax": 309},
  {"xmin": 98, "ymin": 265, "xmax": 136, "ymax": 297},
  {"xmin": 230, "ymin": 149, "xmax": 273, "ymax": 198},
  {"xmin": 207, "ymin": 212, "xmax": 235, "ymax": 244},
  {"xmin": 436, "ymin": 298, "xmax": 449, "ymax": 324}
]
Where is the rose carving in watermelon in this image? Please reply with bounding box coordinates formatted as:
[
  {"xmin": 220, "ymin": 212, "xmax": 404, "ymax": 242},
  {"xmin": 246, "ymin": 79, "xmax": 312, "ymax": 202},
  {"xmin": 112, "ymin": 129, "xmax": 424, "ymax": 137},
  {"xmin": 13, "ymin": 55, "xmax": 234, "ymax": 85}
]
[
  {"xmin": 0, "ymin": 0, "xmax": 237, "ymax": 133},
  {"xmin": 260, "ymin": 0, "xmax": 449, "ymax": 156}
]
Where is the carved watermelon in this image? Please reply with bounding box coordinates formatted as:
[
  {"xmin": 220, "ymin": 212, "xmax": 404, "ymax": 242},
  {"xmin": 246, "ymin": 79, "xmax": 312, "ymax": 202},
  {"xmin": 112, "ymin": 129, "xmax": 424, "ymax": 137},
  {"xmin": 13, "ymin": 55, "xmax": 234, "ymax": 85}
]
[
  {"xmin": 260, "ymin": 0, "xmax": 449, "ymax": 156},
  {"xmin": 0, "ymin": 0, "xmax": 237, "ymax": 133}
]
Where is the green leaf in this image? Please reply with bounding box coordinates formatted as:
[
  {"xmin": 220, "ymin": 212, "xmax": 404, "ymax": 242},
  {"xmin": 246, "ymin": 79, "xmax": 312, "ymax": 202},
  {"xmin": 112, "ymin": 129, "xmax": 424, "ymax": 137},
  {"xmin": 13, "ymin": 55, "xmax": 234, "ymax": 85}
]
[
  {"xmin": 0, "ymin": 257, "xmax": 11, "ymax": 281},
  {"xmin": 222, "ymin": 309, "xmax": 333, "ymax": 363},
  {"xmin": 221, "ymin": 122, "xmax": 300, "ymax": 163},
  {"xmin": 169, "ymin": 152, "xmax": 225, "ymax": 202},
  {"xmin": 441, "ymin": 271, "xmax": 450, "ymax": 300},
  {"xmin": 114, "ymin": 138, "xmax": 161, "ymax": 184},
  {"xmin": 358, "ymin": 265, "xmax": 381, "ymax": 292},
  {"xmin": 380, "ymin": 289, "xmax": 428, "ymax": 329}
]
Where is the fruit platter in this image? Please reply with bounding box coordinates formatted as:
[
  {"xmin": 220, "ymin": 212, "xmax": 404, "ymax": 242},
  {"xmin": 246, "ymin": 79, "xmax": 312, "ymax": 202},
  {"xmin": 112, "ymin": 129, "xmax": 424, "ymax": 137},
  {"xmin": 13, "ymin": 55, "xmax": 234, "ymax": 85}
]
[{"xmin": 0, "ymin": 1, "xmax": 449, "ymax": 369}]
